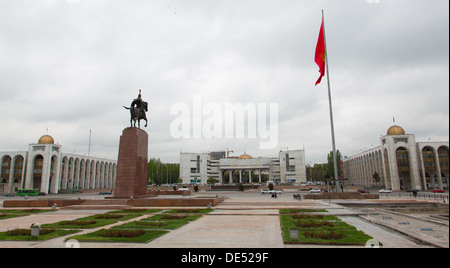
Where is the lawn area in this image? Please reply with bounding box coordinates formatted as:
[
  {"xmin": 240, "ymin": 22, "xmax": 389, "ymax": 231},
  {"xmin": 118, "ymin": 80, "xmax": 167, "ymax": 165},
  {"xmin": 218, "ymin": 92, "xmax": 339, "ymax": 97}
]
[
  {"xmin": 0, "ymin": 228, "xmax": 80, "ymax": 241},
  {"xmin": 64, "ymin": 210, "xmax": 204, "ymax": 243},
  {"xmin": 280, "ymin": 211, "xmax": 373, "ymax": 246},
  {"xmin": 0, "ymin": 209, "xmax": 55, "ymax": 220},
  {"xmin": 279, "ymin": 209, "xmax": 328, "ymax": 214},
  {"xmin": 113, "ymin": 214, "xmax": 202, "ymax": 230},
  {"xmin": 0, "ymin": 209, "xmax": 54, "ymax": 214},
  {"xmin": 41, "ymin": 213, "xmax": 142, "ymax": 229},
  {"xmin": 66, "ymin": 229, "xmax": 168, "ymax": 243},
  {"xmin": 0, "ymin": 213, "xmax": 30, "ymax": 220}
]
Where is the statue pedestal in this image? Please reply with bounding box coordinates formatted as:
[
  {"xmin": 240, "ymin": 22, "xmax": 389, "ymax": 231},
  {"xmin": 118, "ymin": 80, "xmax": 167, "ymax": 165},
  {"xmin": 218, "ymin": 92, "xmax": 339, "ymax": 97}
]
[{"xmin": 114, "ymin": 128, "xmax": 148, "ymax": 198}]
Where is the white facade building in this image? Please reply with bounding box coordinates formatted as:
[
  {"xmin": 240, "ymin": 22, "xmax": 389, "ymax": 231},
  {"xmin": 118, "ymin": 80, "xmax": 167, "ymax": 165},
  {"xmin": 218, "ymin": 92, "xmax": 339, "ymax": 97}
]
[
  {"xmin": 0, "ymin": 134, "xmax": 117, "ymax": 194},
  {"xmin": 180, "ymin": 150, "xmax": 307, "ymax": 185},
  {"xmin": 343, "ymin": 125, "xmax": 449, "ymax": 191}
]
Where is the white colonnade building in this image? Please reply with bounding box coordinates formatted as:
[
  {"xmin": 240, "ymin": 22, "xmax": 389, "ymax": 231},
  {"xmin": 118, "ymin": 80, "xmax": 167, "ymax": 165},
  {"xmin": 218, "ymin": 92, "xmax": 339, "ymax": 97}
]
[
  {"xmin": 180, "ymin": 149, "xmax": 307, "ymax": 185},
  {"xmin": 343, "ymin": 125, "xmax": 449, "ymax": 191},
  {"xmin": 0, "ymin": 134, "xmax": 117, "ymax": 194}
]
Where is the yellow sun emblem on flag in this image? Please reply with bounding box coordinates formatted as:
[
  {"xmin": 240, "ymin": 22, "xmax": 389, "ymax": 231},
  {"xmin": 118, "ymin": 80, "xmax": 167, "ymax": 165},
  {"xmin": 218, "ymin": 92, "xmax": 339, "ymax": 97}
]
[{"xmin": 320, "ymin": 52, "xmax": 326, "ymax": 62}]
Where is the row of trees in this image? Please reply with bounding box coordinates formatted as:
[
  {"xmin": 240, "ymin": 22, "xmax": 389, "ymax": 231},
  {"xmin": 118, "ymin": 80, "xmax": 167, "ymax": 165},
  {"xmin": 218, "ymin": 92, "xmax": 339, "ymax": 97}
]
[
  {"xmin": 147, "ymin": 158, "xmax": 180, "ymax": 185},
  {"xmin": 306, "ymin": 150, "xmax": 343, "ymax": 182}
]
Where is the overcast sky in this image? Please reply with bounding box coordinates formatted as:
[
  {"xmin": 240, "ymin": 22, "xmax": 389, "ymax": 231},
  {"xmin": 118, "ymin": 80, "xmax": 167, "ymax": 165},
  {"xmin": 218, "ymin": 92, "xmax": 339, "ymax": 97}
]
[{"xmin": 0, "ymin": 0, "xmax": 448, "ymax": 164}]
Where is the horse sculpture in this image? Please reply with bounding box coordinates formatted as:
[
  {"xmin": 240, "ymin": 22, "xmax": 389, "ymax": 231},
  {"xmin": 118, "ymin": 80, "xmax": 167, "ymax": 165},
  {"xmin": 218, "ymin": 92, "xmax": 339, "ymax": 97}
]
[{"xmin": 123, "ymin": 90, "xmax": 148, "ymax": 129}]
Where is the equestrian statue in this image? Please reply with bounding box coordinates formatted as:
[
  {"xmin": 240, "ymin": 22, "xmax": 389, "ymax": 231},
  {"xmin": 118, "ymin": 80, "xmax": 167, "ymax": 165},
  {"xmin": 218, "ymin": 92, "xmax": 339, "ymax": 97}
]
[{"xmin": 123, "ymin": 89, "xmax": 148, "ymax": 128}]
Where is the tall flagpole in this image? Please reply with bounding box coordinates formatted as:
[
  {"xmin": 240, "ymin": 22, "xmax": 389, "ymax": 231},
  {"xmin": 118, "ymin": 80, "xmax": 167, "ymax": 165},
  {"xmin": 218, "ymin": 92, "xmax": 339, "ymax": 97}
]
[{"xmin": 322, "ymin": 10, "xmax": 340, "ymax": 192}]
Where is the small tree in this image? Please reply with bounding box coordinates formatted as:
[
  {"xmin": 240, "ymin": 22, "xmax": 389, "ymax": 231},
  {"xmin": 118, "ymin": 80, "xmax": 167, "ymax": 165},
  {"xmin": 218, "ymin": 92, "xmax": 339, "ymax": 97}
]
[
  {"xmin": 207, "ymin": 177, "xmax": 218, "ymax": 185},
  {"xmin": 268, "ymin": 183, "xmax": 274, "ymax": 191},
  {"xmin": 193, "ymin": 185, "xmax": 199, "ymax": 192},
  {"xmin": 238, "ymin": 183, "xmax": 244, "ymax": 191},
  {"xmin": 372, "ymin": 172, "xmax": 381, "ymax": 186},
  {"xmin": 327, "ymin": 150, "xmax": 343, "ymax": 179}
]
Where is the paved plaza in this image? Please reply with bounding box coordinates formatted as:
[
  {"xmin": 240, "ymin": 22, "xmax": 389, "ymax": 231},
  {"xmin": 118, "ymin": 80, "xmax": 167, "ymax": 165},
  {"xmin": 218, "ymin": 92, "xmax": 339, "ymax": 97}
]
[{"xmin": 0, "ymin": 191, "xmax": 448, "ymax": 248}]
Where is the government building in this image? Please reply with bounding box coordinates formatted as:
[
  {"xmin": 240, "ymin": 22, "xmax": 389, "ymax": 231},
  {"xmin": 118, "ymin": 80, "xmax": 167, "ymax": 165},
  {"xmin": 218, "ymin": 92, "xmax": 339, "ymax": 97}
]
[
  {"xmin": 0, "ymin": 134, "xmax": 117, "ymax": 194},
  {"xmin": 180, "ymin": 149, "xmax": 307, "ymax": 185},
  {"xmin": 343, "ymin": 125, "xmax": 449, "ymax": 191}
]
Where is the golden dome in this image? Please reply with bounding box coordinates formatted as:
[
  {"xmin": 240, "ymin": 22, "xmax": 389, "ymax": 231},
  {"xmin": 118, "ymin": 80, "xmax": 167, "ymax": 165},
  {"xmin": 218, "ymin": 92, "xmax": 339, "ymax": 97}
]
[
  {"xmin": 238, "ymin": 153, "xmax": 253, "ymax": 160},
  {"xmin": 387, "ymin": 125, "xmax": 405, "ymax": 135},
  {"xmin": 38, "ymin": 135, "xmax": 55, "ymax": 144}
]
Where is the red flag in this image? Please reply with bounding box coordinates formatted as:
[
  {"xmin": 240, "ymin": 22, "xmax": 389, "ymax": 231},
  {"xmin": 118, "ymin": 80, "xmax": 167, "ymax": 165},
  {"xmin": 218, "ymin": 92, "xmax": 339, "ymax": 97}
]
[{"xmin": 315, "ymin": 18, "xmax": 326, "ymax": 86}]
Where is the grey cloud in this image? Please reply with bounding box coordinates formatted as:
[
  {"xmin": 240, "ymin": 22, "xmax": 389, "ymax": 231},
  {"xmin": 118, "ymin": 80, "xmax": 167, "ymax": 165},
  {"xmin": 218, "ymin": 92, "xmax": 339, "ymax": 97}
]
[{"xmin": 0, "ymin": 0, "xmax": 448, "ymax": 164}]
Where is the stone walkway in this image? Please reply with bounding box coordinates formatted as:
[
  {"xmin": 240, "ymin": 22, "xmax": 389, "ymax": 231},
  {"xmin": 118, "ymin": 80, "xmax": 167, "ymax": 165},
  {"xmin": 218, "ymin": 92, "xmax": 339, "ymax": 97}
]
[
  {"xmin": 148, "ymin": 211, "xmax": 284, "ymax": 248},
  {"xmin": 0, "ymin": 193, "xmax": 448, "ymax": 248}
]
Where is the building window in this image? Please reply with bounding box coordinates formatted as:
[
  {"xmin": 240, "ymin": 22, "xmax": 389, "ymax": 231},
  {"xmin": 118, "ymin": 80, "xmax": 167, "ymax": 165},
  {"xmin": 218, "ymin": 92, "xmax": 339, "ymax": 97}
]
[
  {"xmin": 285, "ymin": 153, "xmax": 290, "ymax": 171},
  {"xmin": 394, "ymin": 138, "xmax": 408, "ymax": 144},
  {"xmin": 197, "ymin": 155, "xmax": 200, "ymax": 172}
]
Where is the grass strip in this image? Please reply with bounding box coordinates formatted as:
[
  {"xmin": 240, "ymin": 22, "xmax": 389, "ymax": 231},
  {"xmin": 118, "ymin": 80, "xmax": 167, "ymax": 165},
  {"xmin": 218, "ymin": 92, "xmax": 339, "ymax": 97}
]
[
  {"xmin": 0, "ymin": 228, "xmax": 80, "ymax": 241},
  {"xmin": 0, "ymin": 209, "xmax": 54, "ymax": 214},
  {"xmin": 41, "ymin": 213, "xmax": 142, "ymax": 229},
  {"xmin": 279, "ymin": 209, "xmax": 328, "ymax": 214},
  {"xmin": 0, "ymin": 213, "xmax": 31, "ymax": 220},
  {"xmin": 282, "ymin": 228, "xmax": 372, "ymax": 245},
  {"xmin": 66, "ymin": 229, "xmax": 168, "ymax": 243},
  {"xmin": 279, "ymin": 212, "xmax": 373, "ymax": 245},
  {"xmin": 114, "ymin": 214, "xmax": 202, "ymax": 230}
]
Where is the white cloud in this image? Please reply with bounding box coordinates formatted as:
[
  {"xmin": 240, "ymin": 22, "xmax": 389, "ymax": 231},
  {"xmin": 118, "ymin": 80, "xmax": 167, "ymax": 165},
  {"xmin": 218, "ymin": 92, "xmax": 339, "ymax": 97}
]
[{"xmin": 0, "ymin": 0, "xmax": 448, "ymax": 164}]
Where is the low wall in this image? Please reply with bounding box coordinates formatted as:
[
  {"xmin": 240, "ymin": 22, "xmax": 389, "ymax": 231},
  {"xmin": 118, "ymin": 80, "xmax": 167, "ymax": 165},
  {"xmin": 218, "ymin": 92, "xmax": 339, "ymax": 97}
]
[
  {"xmin": 147, "ymin": 190, "xmax": 191, "ymax": 196},
  {"xmin": 304, "ymin": 192, "xmax": 379, "ymax": 200},
  {"xmin": 3, "ymin": 196, "xmax": 225, "ymax": 208},
  {"xmin": 3, "ymin": 199, "xmax": 84, "ymax": 208},
  {"xmin": 130, "ymin": 197, "xmax": 224, "ymax": 207}
]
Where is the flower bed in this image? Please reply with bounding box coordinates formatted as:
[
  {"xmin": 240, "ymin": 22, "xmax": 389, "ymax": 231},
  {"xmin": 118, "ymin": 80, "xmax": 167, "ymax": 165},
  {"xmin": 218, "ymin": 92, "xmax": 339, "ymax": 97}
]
[
  {"xmin": 280, "ymin": 210, "xmax": 373, "ymax": 245},
  {"xmin": 66, "ymin": 229, "xmax": 168, "ymax": 243},
  {"xmin": 113, "ymin": 214, "xmax": 202, "ymax": 230},
  {"xmin": 42, "ymin": 213, "xmax": 142, "ymax": 229},
  {"xmin": 0, "ymin": 228, "xmax": 79, "ymax": 241}
]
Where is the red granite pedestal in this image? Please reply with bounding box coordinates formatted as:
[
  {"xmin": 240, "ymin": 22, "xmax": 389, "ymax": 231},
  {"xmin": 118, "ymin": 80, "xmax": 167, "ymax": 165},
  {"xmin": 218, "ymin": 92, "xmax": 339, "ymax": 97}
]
[{"xmin": 113, "ymin": 128, "xmax": 148, "ymax": 198}]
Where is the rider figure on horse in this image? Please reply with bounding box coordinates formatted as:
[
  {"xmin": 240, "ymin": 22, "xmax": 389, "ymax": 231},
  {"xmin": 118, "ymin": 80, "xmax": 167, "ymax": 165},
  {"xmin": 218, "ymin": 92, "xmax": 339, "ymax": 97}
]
[{"xmin": 124, "ymin": 89, "xmax": 148, "ymax": 129}]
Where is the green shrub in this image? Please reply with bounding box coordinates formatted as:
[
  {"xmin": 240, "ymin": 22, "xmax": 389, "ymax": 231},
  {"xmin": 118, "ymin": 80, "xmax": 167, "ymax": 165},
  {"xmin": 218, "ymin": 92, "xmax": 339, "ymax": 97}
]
[
  {"xmin": 136, "ymin": 222, "xmax": 165, "ymax": 227},
  {"xmin": 171, "ymin": 209, "xmax": 200, "ymax": 213},
  {"xmin": 292, "ymin": 214, "xmax": 324, "ymax": 220},
  {"xmin": 279, "ymin": 209, "xmax": 328, "ymax": 214},
  {"xmin": 67, "ymin": 229, "xmax": 168, "ymax": 243},
  {"xmin": 161, "ymin": 215, "xmax": 187, "ymax": 220},
  {"xmin": 98, "ymin": 229, "xmax": 145, "ymax": 238},
  {"xmin": 6, "ymin": 228, "xmax": 55, "ymax": 236},
  {"xmin": 122, "ymin": 209, "xmax": 148, "ymax": 213},
  {"xmin": 60, "ymin": 220, "xmax": 97, "ymax": 226},
  {"xmin": 94, "ymin": 214, "xmax": 124, "ymax": 220},
  {"xmin": 238, "ymin": 184, "xmax": 244, "ymax": 191},
  {"xmin": 303, "ymin": 230, "xmax": 344, "ymax": 240},
  {"xmin": 296, "ymin": 220, "xmax": 334, "ymax": 228}
]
